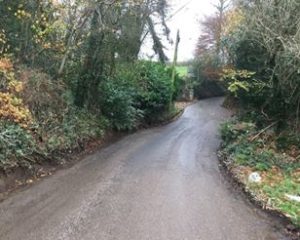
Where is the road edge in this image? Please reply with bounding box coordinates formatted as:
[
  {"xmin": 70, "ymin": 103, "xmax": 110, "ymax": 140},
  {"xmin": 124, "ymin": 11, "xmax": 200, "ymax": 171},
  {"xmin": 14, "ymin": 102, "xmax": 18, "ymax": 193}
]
[
  {"xmin": 0, "ymin": 102, "xmax": 188, "ymax": 202},
  {"xmin": 218, "ymin": 149, "xmax": 300, "ymax": 239}
]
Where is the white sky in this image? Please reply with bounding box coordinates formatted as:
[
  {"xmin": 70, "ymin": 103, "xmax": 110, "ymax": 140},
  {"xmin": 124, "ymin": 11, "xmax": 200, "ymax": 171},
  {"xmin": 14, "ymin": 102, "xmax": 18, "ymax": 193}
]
[{"xmin": 140, "ymin": 0, "xmax": 219, "ymax": 62}]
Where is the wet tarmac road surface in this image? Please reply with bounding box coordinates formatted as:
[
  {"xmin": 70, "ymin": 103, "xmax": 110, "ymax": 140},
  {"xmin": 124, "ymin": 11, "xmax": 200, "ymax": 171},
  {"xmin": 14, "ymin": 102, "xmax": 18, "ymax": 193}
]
[{"xmin": 0, "ymin": 98, "xmax": 289, "ymax": 240}]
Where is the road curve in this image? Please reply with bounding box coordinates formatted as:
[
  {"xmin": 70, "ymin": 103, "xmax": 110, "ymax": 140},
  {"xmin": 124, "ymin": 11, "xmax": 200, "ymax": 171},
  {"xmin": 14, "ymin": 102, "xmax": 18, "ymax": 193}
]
[{"xmin": 0, "ymin": 98, "xmax": 289, "ymax": 240}]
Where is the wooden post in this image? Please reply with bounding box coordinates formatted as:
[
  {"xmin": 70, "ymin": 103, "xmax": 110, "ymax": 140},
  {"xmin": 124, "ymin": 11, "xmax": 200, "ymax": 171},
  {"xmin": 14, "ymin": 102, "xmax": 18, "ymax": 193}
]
[{"xmin": 171, "ymin": 30, "xmax": 180, "ymax": 85}]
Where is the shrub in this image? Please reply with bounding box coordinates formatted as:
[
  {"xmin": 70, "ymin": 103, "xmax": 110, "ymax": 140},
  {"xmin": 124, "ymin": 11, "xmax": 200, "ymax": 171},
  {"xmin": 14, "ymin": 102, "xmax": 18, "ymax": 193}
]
[
  {"xmin": 100, "ymin": 61, "xmax": 174, "ymax": 128},
  {"xmin": 45, "ymin": 109, "xmax": 108, "ymax": 152},
  {"xmin": 135, "ymin": 61, "xmax": 173, "ymax": 121},
  {"xmin": 0, "ymin": 59, "xmax": 32, "ymax": 128},
  {"xmin": 220, "ymin": 120, "xmax": 255, "ymax": 145},
  {"xmin": 100, "ymin": 79, "xmax": 143, "ymax": 131},
  {"xmin": 221, "ymin": 68, "xmax": 272, "ymax": 109},
  {"xmin": 19, "ymin": 66, "xmax": 67, "ymax": 122},
  {"xmin": 0, "ymin": 121, "xmax": 36, "ymax": 170},
  {"xmin": 0, "ymin": 92, "xmax": 32, "ymax": 127},
  {"xmin": 0, "ymin": 59, "xmax": 175, "ymax": 172},
  {"xmin": 192, "ymin": 53, "xmax": 225, "ymax": 99}
]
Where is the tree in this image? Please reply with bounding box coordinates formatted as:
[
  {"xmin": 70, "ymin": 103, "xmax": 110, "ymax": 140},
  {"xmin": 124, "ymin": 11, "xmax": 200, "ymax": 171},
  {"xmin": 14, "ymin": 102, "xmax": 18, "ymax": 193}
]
[
  {"xmin": 118, "ymin": 0, "xmax": 170, "ymax": 63},
  {"xmin": 195, "ymin": 0, "xmax": 230, "ymax": 59},
  {"xmin": 246, "ymin": 1, "xmax": 299, "ymax": 113},
  {"xmin": 73, "ymin": 0, "xmax": 170, "ymax": 108},
  {"xmin": 0, "ymin": 0, "xmax": 64, "ymax": 71},
  {"xmin": 0, "ymin": 0, "xmax": 172, "ymax": 109},
  {"xmin": 214, "ymin": 0, "xmax": 230, "ymax": 59}
]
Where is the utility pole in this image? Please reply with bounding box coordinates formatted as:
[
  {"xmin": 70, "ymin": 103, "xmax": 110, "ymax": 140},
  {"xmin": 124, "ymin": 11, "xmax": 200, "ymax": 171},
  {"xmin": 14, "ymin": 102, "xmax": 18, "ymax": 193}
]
[{"xmin": 171, "ymin": 30, "xmax": 180, "ymax": 85}]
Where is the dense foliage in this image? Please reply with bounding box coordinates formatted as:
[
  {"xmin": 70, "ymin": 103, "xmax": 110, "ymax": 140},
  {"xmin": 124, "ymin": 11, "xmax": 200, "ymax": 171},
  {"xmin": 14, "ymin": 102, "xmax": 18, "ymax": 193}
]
[
  {"xmin": 220, "ymin": 119, "xmax": 300, "ymax": 226},
  {"xmin": 192, "ymin": 0, "xmax": 229, "ymax": 98},
  {"xmin": 194, "ymin": 0, "xmax": 300, "ymax": 130},
  {"xmin": 202, "ymin": 0, "xmax": 300, "ymax": 226},
  {"xmin": 221, "ymin": 0, "xmax": 300, "ymax": 122},
  {"xmin": 100, "ymin": 61, "xmax": 174, "ymax": 130},
  {"xmin": 0, "ymin": 0, "xmax": 181, "ymax": 172}
]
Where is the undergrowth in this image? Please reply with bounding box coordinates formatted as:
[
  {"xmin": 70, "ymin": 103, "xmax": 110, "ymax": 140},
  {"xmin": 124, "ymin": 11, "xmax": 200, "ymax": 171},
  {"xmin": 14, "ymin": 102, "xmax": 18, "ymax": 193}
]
[
  {"xmin": 0, "ymin": 58, "xmax": 181, "ymax": 173},
  {"xmin": 220, "ymin": 116, "xmax": 300, "ymax": 226}
]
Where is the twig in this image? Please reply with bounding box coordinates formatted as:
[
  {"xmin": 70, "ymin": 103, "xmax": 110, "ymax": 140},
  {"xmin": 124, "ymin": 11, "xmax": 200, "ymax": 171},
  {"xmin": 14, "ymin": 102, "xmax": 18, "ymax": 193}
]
[
  {"xmin": 261, "ymin": 107, "xmax": 271, "ymax": 121},
  {"xmin": 250, "ymin": 121, "xmax": 278, "ymax": 142}
]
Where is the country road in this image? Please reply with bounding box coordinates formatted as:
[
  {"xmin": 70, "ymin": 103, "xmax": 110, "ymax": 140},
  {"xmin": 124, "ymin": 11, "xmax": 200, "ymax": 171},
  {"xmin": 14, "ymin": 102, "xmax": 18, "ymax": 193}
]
[{"xmin": 0, "ymin": 98, "xmax": 289, "ymax": 240}]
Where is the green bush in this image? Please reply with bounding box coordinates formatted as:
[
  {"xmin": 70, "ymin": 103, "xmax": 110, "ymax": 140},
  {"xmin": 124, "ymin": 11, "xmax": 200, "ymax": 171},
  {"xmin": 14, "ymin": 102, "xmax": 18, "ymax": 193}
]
[
  {"xmin": 0, "ymin": 121, "xmax": 36, "ymax": 170},
  {"xmin": 0, "ymin": 60, "xmax": 175, "ymax": 172},
  {"xmin": 276, "ymin": 132, "xmax": 300, "ymax": 150},
  {"xmin": 220, "ymin": 119, "xmax": 300, "ymax": 172},
  {"xmin": 220, "ymin": 120, "xmax": 255, "ymax": 145},
  {"xmin": 135, "ymin": 61, "xmax": 173, "ymax": 122},
  {"xmin": 100, "ymin": 80, "xmax": 143, "ymax": 131},
  {"xmin": 100, "ymin": 61, "xmax": 174, "ymax": 128},
  {"xmin": 221, "ymin": 68, "xmax": 273, "ymax": 110},
  {"xmin": 44, "ymin": 109, "xmax": 108, "ymax": 153},
  {"xmin": 224, "ymin": 6, "xmax": 300, "ymax": 120}
]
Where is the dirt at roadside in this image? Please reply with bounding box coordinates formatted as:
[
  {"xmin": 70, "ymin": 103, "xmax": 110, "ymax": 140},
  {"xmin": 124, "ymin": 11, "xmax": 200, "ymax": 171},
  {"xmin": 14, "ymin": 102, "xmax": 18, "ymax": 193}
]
[
  {"xmin": 0, "ymin": 131, "xmax": 127, "ymax": 202},
  {"xmin": 175, "ymin": 101, "xmax": 195, "ymax": 110}
]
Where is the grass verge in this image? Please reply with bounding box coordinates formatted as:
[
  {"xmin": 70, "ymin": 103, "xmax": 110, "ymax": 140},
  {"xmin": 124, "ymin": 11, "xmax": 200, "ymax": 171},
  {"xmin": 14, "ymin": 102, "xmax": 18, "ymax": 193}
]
[{"xmin": 219, "ymin": 118, "xmax": 300, "ymax": 229}]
